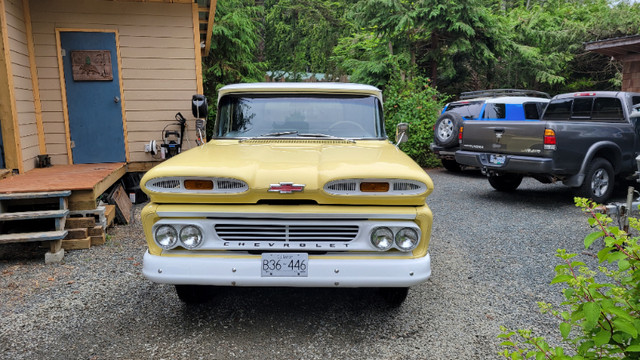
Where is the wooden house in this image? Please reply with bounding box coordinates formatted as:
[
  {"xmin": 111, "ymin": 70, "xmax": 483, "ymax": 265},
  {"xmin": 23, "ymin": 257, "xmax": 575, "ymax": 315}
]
[
  {"xmin": 0, "ymin": 0, "xmax": 216, "ymax": 175},
  {"xmin": 585, "ymin": 35, "xmax": 640, "ymax": 92},
  {"xmin": 0, "ymin": 0, "xmax": 216, "ymax": 261}
]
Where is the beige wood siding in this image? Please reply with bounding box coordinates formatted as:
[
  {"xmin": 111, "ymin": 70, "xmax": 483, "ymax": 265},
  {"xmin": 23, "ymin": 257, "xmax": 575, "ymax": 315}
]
[
  {"xmin": 30, "ymin": 0, "xmax": 198, "ymax": 165},
  {"xmin": 5, "ymin": 0, "xmax": 38, "ymax": 172}
]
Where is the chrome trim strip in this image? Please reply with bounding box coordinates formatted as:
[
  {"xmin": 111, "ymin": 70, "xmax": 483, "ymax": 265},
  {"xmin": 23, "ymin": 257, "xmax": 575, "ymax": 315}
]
[{"xmin": 155, "ymin": 211, "xmax": 417, "ymax": 220}]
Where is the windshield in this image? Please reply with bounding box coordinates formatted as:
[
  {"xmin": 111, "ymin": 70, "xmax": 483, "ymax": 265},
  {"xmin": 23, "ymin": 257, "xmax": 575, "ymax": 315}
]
[
  {"xmin": 215, "ymin": 95, "xmax": 385, "ymax": 139},
  {"xmin": 446, "ymin": 101, "xmax": 484, "ymax": 119}
]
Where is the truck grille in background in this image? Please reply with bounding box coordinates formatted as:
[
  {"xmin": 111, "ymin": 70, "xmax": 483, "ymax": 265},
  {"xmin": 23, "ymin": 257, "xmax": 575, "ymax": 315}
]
[{"xmin": 214, "ymin": 224, "xmax": 359, "ymax": 242}]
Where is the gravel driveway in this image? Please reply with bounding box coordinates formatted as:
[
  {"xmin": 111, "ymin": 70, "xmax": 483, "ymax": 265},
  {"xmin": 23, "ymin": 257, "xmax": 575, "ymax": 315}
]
[{"xmin": 0, "ymin": 168, "xmax": 614, "ymax": 359}]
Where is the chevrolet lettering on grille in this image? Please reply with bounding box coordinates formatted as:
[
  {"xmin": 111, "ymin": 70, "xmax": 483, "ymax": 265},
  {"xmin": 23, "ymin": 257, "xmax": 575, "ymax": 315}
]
[{"xmin": 268, "ymin": 182, "xmax": 305, "ymax": 194}]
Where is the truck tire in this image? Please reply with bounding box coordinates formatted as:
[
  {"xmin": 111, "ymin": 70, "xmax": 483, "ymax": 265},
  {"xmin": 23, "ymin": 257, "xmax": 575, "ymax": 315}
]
[
  {"xmin": 434, "ymin": 112, "xmax": 463, "ymax": 147},
  {"xmin": 577, "ymin": 157, "xmax": 614, "ymax": 203},
  {"xmin": 175, "ymin": 285, "xmax": 215, "ymax": 304},
  {"xmin": 441, "ymin": 159, "xmax": 462, "ymax": 172},
  {"xmin": 488, "ymin": 173, "xmax": 523, "ymax": 192},
  {"xmin": 379, "ymin": 287, "xmax": 409, "ymax": 308}
]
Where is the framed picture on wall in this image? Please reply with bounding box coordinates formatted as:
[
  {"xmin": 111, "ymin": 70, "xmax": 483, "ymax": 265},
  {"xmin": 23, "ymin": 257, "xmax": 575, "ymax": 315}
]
[{"xmin": 70, "ymin": 50, "xmax": 113, "ymax": 81}]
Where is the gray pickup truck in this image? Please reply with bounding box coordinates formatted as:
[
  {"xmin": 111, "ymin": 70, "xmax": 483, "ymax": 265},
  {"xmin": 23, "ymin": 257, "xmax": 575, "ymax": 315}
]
[{"xmin": 455, "ymin": 91, "xmax": 640, "ymax": 202}]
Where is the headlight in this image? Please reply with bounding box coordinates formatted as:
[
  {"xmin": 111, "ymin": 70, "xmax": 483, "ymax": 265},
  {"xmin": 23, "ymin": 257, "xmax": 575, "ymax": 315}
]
[
  {"xmin": 155, "ymin": 225, "xmax": 178, "ymax": 249},
  {"xmin": 180, "ymin": 225, "xmax": 203, "ymax": 249},
  {"xmin": 395, "ymin": 228, "xmax": 419, "ymax": 251},
  {"xmin": 370, "ymin": 227, "xmax": 394, "ymax": 251}
]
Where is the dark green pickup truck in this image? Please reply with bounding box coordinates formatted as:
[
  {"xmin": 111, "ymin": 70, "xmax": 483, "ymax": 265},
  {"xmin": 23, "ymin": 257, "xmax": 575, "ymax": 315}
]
[{"xmin": 455, "ymin": 91, "xmax": 640, "ymax": 202}]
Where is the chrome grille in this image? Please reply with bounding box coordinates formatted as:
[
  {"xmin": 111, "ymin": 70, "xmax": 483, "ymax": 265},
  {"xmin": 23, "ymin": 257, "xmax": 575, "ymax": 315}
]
[
  {"xmin": 150, "ymin": 179, "xmax": 181, "ymax": 189},
  {"xmin": 215, "ymin": 223, "xmax": 359, "ymax": 242},
  {"xmin": 327, "ymin": 182, "xmax": 357, "ymax": 191},
  {"xmin": 217, "ymin": 179, "xmax": 246, "ymax": 190},
  {"xmin": 393, "ymin": 182, "xmax": 421, "ymax": 191}
]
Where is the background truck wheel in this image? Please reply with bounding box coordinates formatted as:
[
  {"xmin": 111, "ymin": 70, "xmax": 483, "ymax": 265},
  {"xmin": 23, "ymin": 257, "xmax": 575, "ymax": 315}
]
[
  {"xmin": 175, "ymin": 285, "xmax": 215, "ymax": 304},
  {"xmin": 577, "ymin": 157, "xmax": 614, "ymax": 203},
  {"xmin": 434, "ymin": 112, "xmax": 463, "ymax": 147},
  {"xmin": 379, "ymin": 287, "xmax": 409, "ymax": 307},
  {"xmin": 488, "ymin": 173, "xmax": 523, "ymax": 192},
  {"xmin": 441, "ymin": 159, "xmax": 462, "ymax": 172}
]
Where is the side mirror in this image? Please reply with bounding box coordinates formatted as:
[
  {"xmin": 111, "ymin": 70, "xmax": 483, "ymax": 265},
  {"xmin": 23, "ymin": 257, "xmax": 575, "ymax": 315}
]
[
  {"xmin": 396, "ymin": 123, "xmax": 409, "ymax": 146},
  {"xmin": 192, "ymin": 94, "xmax": 208, "ymax": 119}
]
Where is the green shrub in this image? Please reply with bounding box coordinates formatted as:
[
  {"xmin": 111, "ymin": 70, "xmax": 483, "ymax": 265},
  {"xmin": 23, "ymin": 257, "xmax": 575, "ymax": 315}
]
[
  {"xmin": 383, "ymin": 77, "xmax": 447, "ymax": 168},
  {"xmin": 498, "ymin": 197, "xmax": 640, "ymax": 359}
]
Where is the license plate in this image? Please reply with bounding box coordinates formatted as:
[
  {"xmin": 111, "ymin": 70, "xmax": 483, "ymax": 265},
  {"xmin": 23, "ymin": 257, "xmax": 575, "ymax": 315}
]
[
  {"xmin": 489, "ymin": 154, "xmax": 506, "ymax": 165},
  {"xmin": 261, "ymin": 253, "xmax": 308, "ymax": 277}
]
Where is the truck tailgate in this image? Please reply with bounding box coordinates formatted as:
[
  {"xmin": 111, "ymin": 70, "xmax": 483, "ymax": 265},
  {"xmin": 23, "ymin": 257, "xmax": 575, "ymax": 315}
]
[{"xmin": 460, "ymin": 121, "xmax": 547, "ymax": 156}]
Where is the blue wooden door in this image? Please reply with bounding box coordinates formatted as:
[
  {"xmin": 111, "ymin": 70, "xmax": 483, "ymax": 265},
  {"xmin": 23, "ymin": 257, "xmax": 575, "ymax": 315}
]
[{"xmin": 60, "ymin": 32, "xmax": 126, "ymax": 164}]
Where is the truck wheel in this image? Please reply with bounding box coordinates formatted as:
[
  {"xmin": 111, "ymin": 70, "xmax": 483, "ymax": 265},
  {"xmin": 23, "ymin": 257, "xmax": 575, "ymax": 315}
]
[
  {"xmin": 175, "ymin": 285, "xmax": 215, "ymax": 304},
  {"xmin": 434, "ymin": 112, "xmax": 463, "ymax": 147},
  {"xmin": 379, "ymin": 287, "xmax": 409, "ymax": 308},
  {"xmin": 577, "ymin": 158, "xmax": 614, "ymax": 203},
  {"xmin": 488, "ymin": 173, "xmax": 523, "ymax": 192},
  {"xmin": 441, "ymin": 159, "xmax": 462, "ymax": 172}
]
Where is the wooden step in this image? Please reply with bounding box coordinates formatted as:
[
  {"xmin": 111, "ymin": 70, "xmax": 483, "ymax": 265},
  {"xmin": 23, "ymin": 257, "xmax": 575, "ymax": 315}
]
[
  {"xmin": 0, "ymin": 209, "xmax": 69, "ymax": 221},
  {"xmin": 0, "ymin": 230, "xmax": 68, "ymax": 245},
  {"xmin": 0, "ymin": 190, "xmax": 71, "ymax": 201}
]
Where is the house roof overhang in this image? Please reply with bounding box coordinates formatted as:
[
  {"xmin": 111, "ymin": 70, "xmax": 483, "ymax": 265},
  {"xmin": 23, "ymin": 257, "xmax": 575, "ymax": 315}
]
[
  {"xmin": 108, "ymin": 0, "xmax": 216, "ymax": 57},
  {"xmin": 585, "ymin": 35, "xmax": 640, "ymax": 62}
]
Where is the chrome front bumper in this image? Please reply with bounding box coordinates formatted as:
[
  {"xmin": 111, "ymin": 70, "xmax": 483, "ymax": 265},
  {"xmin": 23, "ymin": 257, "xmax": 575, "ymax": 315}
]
[{"xmin": 142, "ymin": 251, "xmax": 431, "ymax": 288}]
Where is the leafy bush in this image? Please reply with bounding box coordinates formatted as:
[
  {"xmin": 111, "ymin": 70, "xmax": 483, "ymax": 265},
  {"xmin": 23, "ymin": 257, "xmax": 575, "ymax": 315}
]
[
  {"xmin": 498, "ymin": 197, "xmax": 640, "ymax": 359},
  {"xmin": 383, "ymin": 77, "xmax": 447, "ymax": 168}
]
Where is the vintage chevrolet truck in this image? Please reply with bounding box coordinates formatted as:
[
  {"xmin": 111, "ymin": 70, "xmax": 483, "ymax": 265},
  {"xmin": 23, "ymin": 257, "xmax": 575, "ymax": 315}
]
[
  {"xmin": 140, "ymin": 83, "xmax": 434, "ymax": 306},
  {"xmin": 455, "ymin": 91, "xmax": 640, "ymax": 203}
]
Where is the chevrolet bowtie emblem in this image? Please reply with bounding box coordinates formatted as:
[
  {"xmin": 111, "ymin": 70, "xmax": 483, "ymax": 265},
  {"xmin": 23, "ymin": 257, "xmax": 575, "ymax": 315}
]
[{"xmin": 268, "ymin": 182, "xmax": 305, "ymax": 194}]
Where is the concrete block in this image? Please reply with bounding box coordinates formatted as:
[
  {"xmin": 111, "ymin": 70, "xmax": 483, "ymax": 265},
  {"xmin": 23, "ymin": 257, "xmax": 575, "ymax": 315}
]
[{"xmin": 45, "ymin": 249, "xmax": 65, "ymax": 264}]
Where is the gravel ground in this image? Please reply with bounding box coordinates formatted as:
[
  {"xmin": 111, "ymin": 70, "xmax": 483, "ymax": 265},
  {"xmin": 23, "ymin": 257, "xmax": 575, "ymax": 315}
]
[{"xmin": 0, "ymin": 168, "xmax": 621, "ymax": 359}]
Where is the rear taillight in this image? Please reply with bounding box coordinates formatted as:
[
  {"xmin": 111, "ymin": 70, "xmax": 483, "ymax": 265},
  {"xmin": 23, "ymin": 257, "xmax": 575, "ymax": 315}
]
[
  {"xmin": 544, "ymin": 129, "xmax": 556, "ymax": 149},
  {"xmin": 458, "ymin": 126, "xmax": 464, "ymax": 141}
]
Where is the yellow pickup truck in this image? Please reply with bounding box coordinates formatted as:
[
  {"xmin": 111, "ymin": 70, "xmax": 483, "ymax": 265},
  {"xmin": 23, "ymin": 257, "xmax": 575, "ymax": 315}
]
[{"xmin": 140, "ymin": 83, "xmax": 434, "ymax": 306}]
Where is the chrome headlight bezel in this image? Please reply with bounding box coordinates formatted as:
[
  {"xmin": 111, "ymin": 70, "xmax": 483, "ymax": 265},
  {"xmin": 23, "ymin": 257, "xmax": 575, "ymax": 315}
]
[
  {"xmin": 155, "ymin": 225, "xmax": 178, "ymax": 249},
  {"xmin": 395, "ymin": 227, "xmax": 420, "ymax": 252},
  {"xmin": 179, "ymin": 225, "xmax": 203, "ymax": 249},
  {"xmin": 370, "ymin": 227, "xmax": 395, "ymax": 251}
]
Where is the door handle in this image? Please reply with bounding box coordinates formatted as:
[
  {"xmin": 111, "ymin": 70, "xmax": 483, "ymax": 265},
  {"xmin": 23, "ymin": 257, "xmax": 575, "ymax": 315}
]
[{"xmin": 114, "ymin": 96, "xmax": 120, "ymax": 103}]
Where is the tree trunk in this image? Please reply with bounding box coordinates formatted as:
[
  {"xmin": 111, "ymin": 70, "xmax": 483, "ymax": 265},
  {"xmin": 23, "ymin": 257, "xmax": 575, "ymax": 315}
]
[{"xmin": 431, "ymin": 33, "xmax": 439, "ymax": 87}]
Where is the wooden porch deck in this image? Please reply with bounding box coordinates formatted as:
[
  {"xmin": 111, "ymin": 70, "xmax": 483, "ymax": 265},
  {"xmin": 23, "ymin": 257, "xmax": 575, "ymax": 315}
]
[{"xmin": 0, "ymin": 163, "xmax": 127, "ymax": 210}]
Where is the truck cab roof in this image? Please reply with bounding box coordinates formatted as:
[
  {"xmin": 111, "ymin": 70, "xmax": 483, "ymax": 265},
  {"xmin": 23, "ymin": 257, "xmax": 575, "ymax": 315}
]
[{"xmin": 217, "ymin": 83, "xmax": 383, "ymax": 102}]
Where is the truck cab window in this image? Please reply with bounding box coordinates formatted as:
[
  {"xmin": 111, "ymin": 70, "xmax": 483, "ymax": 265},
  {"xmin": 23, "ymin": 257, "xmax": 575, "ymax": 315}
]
[
  {"xmin": 571, "ymin": 98, "xmax": 593, "ymax": 119},
  {"xmin": 591, "ymin": 97, "xmax": 624, "ymax": 121}
]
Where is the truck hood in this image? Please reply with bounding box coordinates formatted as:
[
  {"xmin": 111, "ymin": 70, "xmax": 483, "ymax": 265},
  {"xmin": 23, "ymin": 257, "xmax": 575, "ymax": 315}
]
[{"xmin": 141, "ymin": 139, "xmax": 433, "ymax": 206}]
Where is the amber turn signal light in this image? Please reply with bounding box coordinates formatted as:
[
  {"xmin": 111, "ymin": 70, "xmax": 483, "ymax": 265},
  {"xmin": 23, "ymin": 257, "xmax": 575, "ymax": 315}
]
[
  {"xmin": 360, "ymin": 182, "xmax": 390, "ymax": 192},
  {"xmin": 184, "ymin": 179, "xmax": 214, "ymax": 190}
]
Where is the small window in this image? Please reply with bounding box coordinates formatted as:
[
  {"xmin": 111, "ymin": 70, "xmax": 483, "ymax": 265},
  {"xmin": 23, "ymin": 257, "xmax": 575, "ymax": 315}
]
[
  {"xmin": 632, "ymin": 96, "xmax": 640, "ymax": 106},
  {"xmin": 592, "ymin": 97, "xmax": 624, "ymax": 121},
  {"xmin": 571, "ymin": 98, "xmax": 593, "ymax": 119},
  {"xmin": 523, "ymin": 103, "xmax": 541, "ymax": 119},
  {"xmin": 543, "ymin": 99, "xmax": 572, "ymax": 120},
  {"xmin": 483, "ymin": 103, "xmax": 506, "ymax": 119}
]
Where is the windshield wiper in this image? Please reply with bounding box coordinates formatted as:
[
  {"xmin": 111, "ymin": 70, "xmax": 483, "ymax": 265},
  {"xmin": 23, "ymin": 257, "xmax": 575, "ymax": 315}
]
[
  {"xmin": 260, "ymin": 131, "xmax": 298, "ymax": 137},
  {"xmin": 239, "ymin": 131, "xmax": 299, "ymax": 142},
  {"xmin": 298, "ymin": 133, "xmax": 356, "ymax": 142}
]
